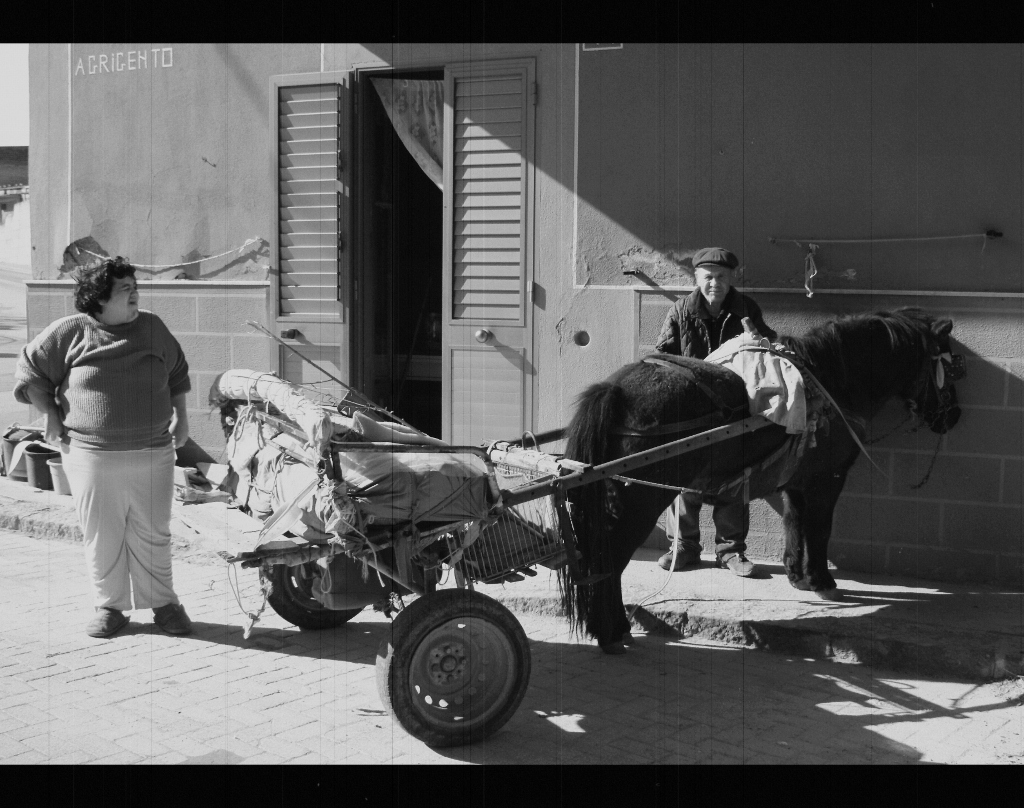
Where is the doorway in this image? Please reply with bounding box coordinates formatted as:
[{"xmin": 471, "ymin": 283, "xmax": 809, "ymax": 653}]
[{"xmin": 356, "ymin": 69, "xmax": 444, "ymax": 438}]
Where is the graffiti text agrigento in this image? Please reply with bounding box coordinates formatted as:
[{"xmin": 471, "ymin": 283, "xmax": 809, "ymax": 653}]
[{"xmin": 74, "ymin": 48, "xmax": 173, "ymax": 77}]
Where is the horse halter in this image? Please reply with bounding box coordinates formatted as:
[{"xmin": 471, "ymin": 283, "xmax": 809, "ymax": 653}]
[
  {"xmin": 908, "ymin": 349, "xmax": 965, "ymax": 430},
  {"xmin": 934, "ymin": 351, "xmax": 966, "ymax": 390}
]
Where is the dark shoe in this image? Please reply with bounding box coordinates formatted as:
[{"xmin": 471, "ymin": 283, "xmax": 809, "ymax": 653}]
[
  {"xmin": 153, "ymin": 603, "xmax": 192, "ymax": 636},
  {"xmin": 717, "ymin": 552, "xmax": 759, "ymax": 577},
  {"xmin": 657, "ymin": 546, "xmax": 702, "ymax": 571},
  {"xmin": 86, "ymin": 608, "xmax": 130, "ymax": 638}
]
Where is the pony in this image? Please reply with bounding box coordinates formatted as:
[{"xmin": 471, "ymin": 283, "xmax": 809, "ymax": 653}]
[{"xmin": 558, "ymin": 308, "xmax": 963, "ymax": 653}]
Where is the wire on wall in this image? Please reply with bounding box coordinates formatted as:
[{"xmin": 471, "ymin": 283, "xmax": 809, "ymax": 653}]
[{"xmin": 768, "ymin": 230, "xmax": 1003, "ymax": 297}]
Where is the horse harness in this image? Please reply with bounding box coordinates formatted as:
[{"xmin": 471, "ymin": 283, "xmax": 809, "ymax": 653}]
[
  {"xmin": 606, "ymin": 352, "xmax": 815, "ymax": 501},
  {"xmin": 613, "ymin": 345, "xmax": 901, "ymax": 499},
  {"xmin": 609, "ymin": 354, "xmax": 744, "ymax": 438},
  {"xmin": 913, "ymin": 350, "xmax": 965, "ymax": 430}
]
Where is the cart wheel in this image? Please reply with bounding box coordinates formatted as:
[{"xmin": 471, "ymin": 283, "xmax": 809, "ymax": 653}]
[
  {"xmin": 261, "ymin": 563, "xmax": 362, "ymax": 630},
  {"xmin": 375, "ymin": 589, "xmax": 531, "ymax": 748}
]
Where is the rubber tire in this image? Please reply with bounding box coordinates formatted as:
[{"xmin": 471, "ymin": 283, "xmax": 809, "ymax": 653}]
[
  {"xmin": 375, "ymin": 589, "xmax": 531, "ymax": 748},
  {"xmin": 261, "ymin": 562, "xmax": 363, "ymax": 630}
]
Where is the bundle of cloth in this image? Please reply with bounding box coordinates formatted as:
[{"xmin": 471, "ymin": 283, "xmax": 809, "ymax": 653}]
[
  {"xmin": 209, "ymin": 370, "xmax": 495, "ymax": 549},
  {"xmin": 704, "ymin": 334, "xmax": 808, "ymax": 434}
]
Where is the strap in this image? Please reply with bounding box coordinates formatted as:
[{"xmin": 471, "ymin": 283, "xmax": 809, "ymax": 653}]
[
  {"xmin": 733, "ymin": 344, "xmax": 889, "ymax": 479},
  {"xmin": 610, "ymin": 411, "xmax": 720, "ymax": 437},
  {"xmin": 641, "ymin": 356, "xmax": 738, "ymax": 418}
]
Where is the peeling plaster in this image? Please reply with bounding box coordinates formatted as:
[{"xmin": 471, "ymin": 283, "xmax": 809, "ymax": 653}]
[
  {"xmin": 617, "ymin": 244, "xmax": 699, "ymax": 285},
  {"xmin": 554, "ymin": 316, "xmax": 570, "ymax": 347}
]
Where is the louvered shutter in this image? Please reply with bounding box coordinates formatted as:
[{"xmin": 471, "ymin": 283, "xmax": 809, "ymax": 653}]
[
  {"xmin": 278, "ymin": 84, "xmax": 345, "ymax": 317},
  {"xmin": 450, "ymin": 72, "xmax": 529, "ymax": 323},
  {"xmin": 443, "ymin": 59, "xmax": 535, "ymax": 445}
]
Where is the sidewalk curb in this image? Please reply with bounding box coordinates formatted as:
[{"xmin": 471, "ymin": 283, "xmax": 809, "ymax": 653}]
[
  {"xmin": 477, "ymin": 591, "xmax": 1020, "ymax": 681},
  {"xmin": 0, "ymin": 508, "xmax": 83, "ymax": 542},
  {"xmin": 635, "ymin": 604, "xmax": 1020, "ymax": 682}
]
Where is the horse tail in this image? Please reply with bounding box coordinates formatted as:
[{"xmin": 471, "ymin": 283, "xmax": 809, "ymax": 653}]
[{"xmin": 557, "ymin": 380, "xmax": 625, "ymax": 637}]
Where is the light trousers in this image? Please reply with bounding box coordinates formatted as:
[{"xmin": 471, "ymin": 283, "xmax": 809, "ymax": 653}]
[{"xmin": 61, "ymin": 442, "xmax": 179, "ymax": 611}]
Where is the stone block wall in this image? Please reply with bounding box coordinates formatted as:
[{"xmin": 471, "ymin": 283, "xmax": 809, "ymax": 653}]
[
  {"xmin": 24, "ymin": 280, "xmax": 271, "ymax": 462},
  {"xmin": 636, "ymin": 288, "xmax": 1024, "ymax": 589}
]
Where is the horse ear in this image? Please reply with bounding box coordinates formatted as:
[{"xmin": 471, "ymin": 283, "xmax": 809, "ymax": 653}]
[{"xmin": 933, "ymin": 319, "xmax": 953, "ymax": 338}]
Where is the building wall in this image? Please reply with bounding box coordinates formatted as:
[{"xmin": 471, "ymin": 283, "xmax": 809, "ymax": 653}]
[
  {"xmin": 29, "ymin": 44, "xmax": 320, "ymax": 280},
  {"xmin": 27, "ymin": 44, "xmax": 320, "ymax": 460},
  {"xmin": 558, "ymin": 44, "xmax": 1023, "ymax": 587},
  {"xmin": 25, "ymin": 280, "xmax": 272, "ymax": 454},
  {"xmin": 27, "ymin": 42, "xmax": 1024, "ymax": 586}
]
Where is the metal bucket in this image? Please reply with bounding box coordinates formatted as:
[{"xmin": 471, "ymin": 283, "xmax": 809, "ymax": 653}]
[
  {"xmin": 24, "ymin": 444, "xmax": 60, "ymax": 490},
  {"xmin": 2, "ymin": 429, "xmax": 42, "ymax": 480},
  {"xmin": 47, "ymin": 458, "xmax": 72, "ymax": 496}
]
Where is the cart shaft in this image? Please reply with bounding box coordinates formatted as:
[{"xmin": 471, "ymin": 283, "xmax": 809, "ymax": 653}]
[{"xmin": 500, "ymin": 415, "xmax": 776, "ymax": 508}]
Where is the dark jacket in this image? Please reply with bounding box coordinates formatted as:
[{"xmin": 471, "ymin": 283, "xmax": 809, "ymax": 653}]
[{"xmin": 654, "ymin": 287, "xmax": 776, "ymax": 358}]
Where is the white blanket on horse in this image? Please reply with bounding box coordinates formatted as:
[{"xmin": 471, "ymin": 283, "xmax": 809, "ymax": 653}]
[{"xmin": 706, "ymin": 335, "xmax": 807, "ymax": 434}]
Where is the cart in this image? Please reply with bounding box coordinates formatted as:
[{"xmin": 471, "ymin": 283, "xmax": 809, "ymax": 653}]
[{"xmin": 209, "ymin": 363, "xmax": 778, "ymax": 748}]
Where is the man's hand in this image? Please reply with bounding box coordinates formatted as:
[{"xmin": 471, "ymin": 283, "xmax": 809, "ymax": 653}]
[{"xmin": 741, "ymin": 317, "xmax": 763, "ymax": 340}]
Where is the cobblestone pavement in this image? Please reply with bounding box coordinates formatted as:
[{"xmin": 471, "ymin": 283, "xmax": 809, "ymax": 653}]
[{"xmin": 2, "ymin": 528, "xmax": 1023, "ymax": 765}]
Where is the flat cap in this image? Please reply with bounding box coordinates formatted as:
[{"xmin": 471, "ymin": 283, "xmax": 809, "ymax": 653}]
[{"xmin": 691, "ymin": 247, "xmax": 739, "ymax": 270}]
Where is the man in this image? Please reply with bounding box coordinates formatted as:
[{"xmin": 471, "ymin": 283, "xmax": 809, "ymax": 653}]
[{"xmin": 653, "ymin": 247, "xmax": 777, "ymax": 577}]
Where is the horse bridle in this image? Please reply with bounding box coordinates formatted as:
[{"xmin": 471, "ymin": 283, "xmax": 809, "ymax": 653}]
[{"xmin": 907, "ymin": 349, "xmax": 965, "ymax": 431}]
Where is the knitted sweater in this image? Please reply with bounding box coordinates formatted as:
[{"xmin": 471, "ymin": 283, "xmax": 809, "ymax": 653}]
[{"xmin": 14, "ymin": 311, "xmax": 191, "ymax": 450}]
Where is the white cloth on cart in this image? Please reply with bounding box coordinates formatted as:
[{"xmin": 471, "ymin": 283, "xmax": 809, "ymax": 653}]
[{"xmin": 210, "ymin": 369, "xmax": 333, "ymax": 454}]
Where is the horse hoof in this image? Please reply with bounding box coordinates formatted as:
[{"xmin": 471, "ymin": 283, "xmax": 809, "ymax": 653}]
[
  {"xmin": 814, "ymin": 588, "xmax": 843, "ymax": 602},
  {"xmin": 600, "ymin": 641, "xmax": 627, "ymax": 655},
  {"xmin": 621, "ymin": 631, "xmax": 635, "ymax": 646}
]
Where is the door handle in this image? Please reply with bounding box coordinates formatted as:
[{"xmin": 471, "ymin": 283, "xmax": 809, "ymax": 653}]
[
  {"xmin": 280, "ymin": 329, "xmax": 301, "ymax": 339},
  {"xmin": 474, "ymin": 329, "xmax": 493, "ymax": 344}
]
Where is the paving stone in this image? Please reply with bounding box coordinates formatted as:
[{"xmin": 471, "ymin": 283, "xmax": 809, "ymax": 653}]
[
  {"xmin": 1, "ymin": 749, "xmax": 51, "ymax": 764},
  {"xmin": 4, "ymin": 526, "xmax": 1024, "ymax": 765}
]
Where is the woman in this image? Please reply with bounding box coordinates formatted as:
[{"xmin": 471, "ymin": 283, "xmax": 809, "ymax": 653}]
[{"xmin": 14, "ymin": 256, "xmax": 193, "ymax": 638}]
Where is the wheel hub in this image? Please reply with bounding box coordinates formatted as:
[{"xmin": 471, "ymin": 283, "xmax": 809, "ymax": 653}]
[{"xmin": 428, "ymin": 641, "xmax": 467, "ymax": 685}]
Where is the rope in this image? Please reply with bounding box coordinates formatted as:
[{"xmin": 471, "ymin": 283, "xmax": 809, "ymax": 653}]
[
  {"xmin": 612, "ymin": 475, "xmax": 699, "ymax": 493},
  {"xmin": 804, "ymin": 243, "xmax": 819, "ymax": 297},
  {"xmin": 909, "ymin": 433, "xmax": 944, "ymax": 490},
  {"xmin": 227, "ymin": 562, "xmax": 271, "ymax": 639},
  {"xmin": 769, "ymin": 232, "xmax": 997, "ymax": 247},
  {"xmin": 79, "ymin": 237, "xmax": 261, "ymax": 270},
  {"xmin": 770, "ymin": 231, "xmax": 1001, "ymax": 297},
  {"xmin": 627, "ymin": 539, "xmax": 680, "ymax": 622}
]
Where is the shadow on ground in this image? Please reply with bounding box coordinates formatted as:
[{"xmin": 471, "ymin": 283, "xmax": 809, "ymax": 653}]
[{"xmin": 163, "ymin": 609, "xmax": 1018, "ymax": 765}]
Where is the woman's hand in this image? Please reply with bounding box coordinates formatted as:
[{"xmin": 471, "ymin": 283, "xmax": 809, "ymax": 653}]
[
  {"xmin": 44, "ymin": 411, "xmax": 65, "ymax": 446},
  {"xmin": 23, "ymin": 385, "xmax": 65, "ymax": 446},
  {"xmin": 170, "ymin": 393, "xmax": 190, "ymax": 449}
]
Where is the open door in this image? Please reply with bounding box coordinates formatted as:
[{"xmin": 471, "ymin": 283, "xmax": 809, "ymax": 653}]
[
  {"xmin": 442, "ymin": 59, "xmax": 536, "ymax": 445},
  {"xmin": 355, "ymin": 70, "xmax": 444, "ymax": 438},
  {"xmin": 270, "ymin": 72, "xmax": 352, "ymax": 405}
]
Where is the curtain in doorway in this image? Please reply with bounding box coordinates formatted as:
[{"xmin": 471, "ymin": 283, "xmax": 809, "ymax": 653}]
[{"xmin": 370, "ymin": 78, "xmax": 444, "ymax": 190}]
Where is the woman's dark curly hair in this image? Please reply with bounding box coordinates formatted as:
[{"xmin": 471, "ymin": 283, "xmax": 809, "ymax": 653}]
[{"xmin": 73, "ymin": 256, "xmax": 137, "ymax": 316}]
